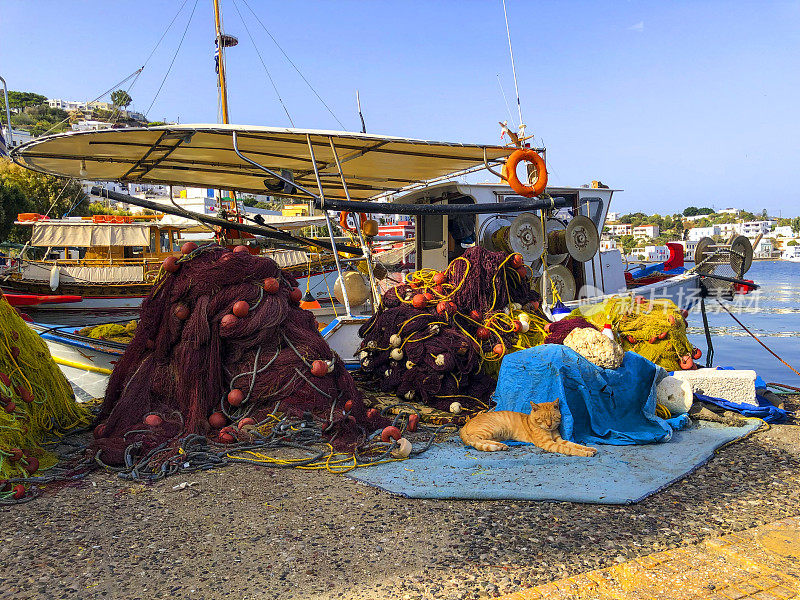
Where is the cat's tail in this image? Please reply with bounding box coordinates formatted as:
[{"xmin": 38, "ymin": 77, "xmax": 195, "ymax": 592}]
[{"xmin": 459, "ymin": 429, "xmax": 509, "ymax": 452}]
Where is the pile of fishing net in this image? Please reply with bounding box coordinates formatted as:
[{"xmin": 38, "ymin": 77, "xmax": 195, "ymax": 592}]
[
  {"xmin": 570, "ymin": 296, "xmax": 702, "ymax": 371},
  {"xmin": 0, "ymin": 294, "xmax": 92, "ymax": 502},
  {"xmin": 356, "ymin": 247, "xmax": 549, "ymax": 413},
  {"xmin": 93, "ymin": 244, "xmax": 375, "ymax": 468},
  {"xmin": 78, "ymin": 320, "xmax": 137, "ymax": 344}
]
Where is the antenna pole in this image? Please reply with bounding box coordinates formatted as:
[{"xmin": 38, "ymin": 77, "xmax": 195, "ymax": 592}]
[
  {"xmin": 356, "ymin": 90, "xmax": 366, "ymax": 133},
  {"xmin": 502, "ymin": 0, "xmax": 525, "ymax": 137},
  {"xmin": 214, "ymin": 0, "xmax": 230, "ymax": 124}
]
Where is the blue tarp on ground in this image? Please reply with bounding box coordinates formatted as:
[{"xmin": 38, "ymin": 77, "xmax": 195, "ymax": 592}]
[
  {"xmin": 492, "ymin": 345, "xmax": 688, "ymax": 446},
  {"xmin": 345, "ymin": 420, "xmax": 762, "ymax": 503}
]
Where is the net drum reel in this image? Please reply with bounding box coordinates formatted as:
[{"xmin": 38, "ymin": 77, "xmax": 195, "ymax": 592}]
[
  {"xmin": 479, "ymin": 213, "xmax": 545, "ymax": 263},
  {"xmin": 542, "ymin": 264, "xmax": 577, "ymax": 303},
  {"xmin": 547, "ymin": 215, "xmax": 600, "ymax": 263},
  {"xmin": 694, "ymin": 235, "xmax": 754, "ymax": 296},
  {"xmin": 545, "ymin": 218, "xmax": 569, "ymax": 264}
]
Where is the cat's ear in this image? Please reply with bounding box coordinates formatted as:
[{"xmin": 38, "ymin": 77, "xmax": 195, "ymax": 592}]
[{"xmin": 530, "ymin": 401, "xmax": 537, "ymax": 411}]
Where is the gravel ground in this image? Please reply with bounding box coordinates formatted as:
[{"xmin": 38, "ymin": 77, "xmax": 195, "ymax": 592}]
[{"xmin": 1, "ymin": 399, "xmax": 798, "ymax": 600}]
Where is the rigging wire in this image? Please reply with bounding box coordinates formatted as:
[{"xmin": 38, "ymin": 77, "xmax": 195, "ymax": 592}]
[
  {"xmin": 239, "ymin": 0, "xmax": 347, "ymax": 130},
  {"xmin": 501, "ymin": 0, "xmax": 525, "ymax": 136},
  {"xmin": 496, "ymin": 74, "xmax": 516, "ymax": 129},
  {"xmin": 230, "ymin": 0, "xmax": 295, "ymax": 127},
  {"xmin": 39, "ymin": 69, "xmax": 144, "ymax": 137},
  {"xmin": 145, "ymin": 0, "xmax": 200, "ymax": 119}
]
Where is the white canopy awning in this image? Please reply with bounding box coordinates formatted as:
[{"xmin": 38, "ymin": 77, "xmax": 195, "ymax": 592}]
[
  {"xmin": 12, "ymin": 125, "xmax": 511, "ymax": 201},
  {"xmin": 29, "ymin": 222, "xmax": 151, "ymax": 247}
]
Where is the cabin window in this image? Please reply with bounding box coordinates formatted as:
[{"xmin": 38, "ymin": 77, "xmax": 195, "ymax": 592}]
[
  {"xmin": 160, "ymin": 231, "xmax": 169, "ymax": 253},
  {"xmin": 124, "ymin": 246, "xmax": 145, "ymax": 259},
  {"xmin": 420, "ymin": 215, "xmax": 444, "ymax": 250},
  {"xmin": 149, "ymin": 231, "xmax": 157, "ymax": 253}
]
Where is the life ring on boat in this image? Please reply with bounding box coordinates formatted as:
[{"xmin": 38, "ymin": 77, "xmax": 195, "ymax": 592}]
[
  {"xmin": 339, "ymin": 211, "xmax": 367, "ymax": 233},
  {"xmin": 503, "ymin": 149, "xmax": 548, "ymax": 197}
]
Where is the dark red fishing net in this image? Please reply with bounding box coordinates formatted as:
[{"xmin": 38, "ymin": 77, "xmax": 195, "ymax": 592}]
[
  {"xmin": 357, "ymin": 247, "xmax": 545, "ymax": 411},
  {"xmin": 543, "ymin": 316, "xmax": 597, "ymax": 345},
  {"xmin": 93, "ymin": 245, "xmax": 369, "ymax": 465}
]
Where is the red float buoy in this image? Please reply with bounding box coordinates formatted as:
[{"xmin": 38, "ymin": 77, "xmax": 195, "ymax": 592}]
[
  {"xmin": 310, "ymin": 360, "xmax": 328, "ymax": 377},
  {"xmin": 469, "ymin": 310, "xmax": 482, "ymax": 321},
  {"xmin": 174, "ymin": 303, "xmax": 190, "ymax": 320},
  {"xmin": 289, "ymin": 287, "xmax": 303, "ymax": 303},
  {"xmin": 208, "ymin": 412, "xmax": 227, "ymax": 429},
  {"xmin": 144, "ymin": 414, "xmax": 163, "ymax": 427},
  {"xmin": 343, "ymin": 400, "xmax": 353, "ymax": 412},
  {"xmin": 658, "ymin": 331, "xmax": 668, "ymax": 340},
  {"xmin": 233, "ymin": 245, "xmax": 250, "ymax": 254},
  {"xmin": 447, "ymin": 301, "xmax": 457, "ymax": 313},
  {"xmin": 433, "ymin": 272, "xmax": 446, "ymax": 285},
  {"xmin": 12, "ymin": 484, "xmax": 25, "ymax": 500},
  {"xmin": 681, "ymin": 309, "xmax": 689, "ymax": 319},
  {"xmin": 19, "ymin": 387, "xmax": 33, "ymax": 403},
  {"xmin": 219, "ymin": 432, "xmax": 235, "ymax": 444},
  {"xmin": 476, "ymin": 327, "xmax": 490, "ymax": 340},
  {"xmin": 10, "ymin": 346, "xmax": 20, "ymax": 360},
  {"xmin": 627, "ymin": 334, "xmax": 636, "ymax": 344},
  {"xmin": 412, "ymin": 294, "xmax": 426, "ymax": 309},
  {"xmin": 181, "ymin": 241, "xmax": 198, "ymax": 255},
  {"xmin": 423, "ymin": 291, "xmax": 435, "ymax": 302},
  {"xmin": 366, "ymin": 408, "xmax": 379, "ymax": 420},
  {"xmin": 381, "ymin": 426, "xmax": 401, "ymax": 443},
  {"xmin": 9, "ymin": 448, "xmax": 23, "ymax": 462},
  {"xmin": 493, "ymin": 343, "xmax": 504, "ymax": 356},
  {"xmin": 238, "ymin": 417, "xmax": 256, "ymax": 428},
  {"xmin": 163, "ymin": 255, "xmax": 179, "ymax": 273},
  {"xmin": 93, "ymin": 424, "xmax": 106, "ymax": 439},
  {"xmin": 221, "ymin": 313, "xmax": 239, "ymax": 329},
  {"xmin": 232, "ymin": 300, "xmax": 249, "ymax": 318},
  {"xmin": 227, "ymin": 388, "xmax": 245, "ymax": 406},
  {"xmin": 512, "ymin": 253, "xmax": 524, "ymax": 268},
  {"xmin": 407, "ymin": 414, "xmax": 419, "ymax": 432},
  {"xmin": 0, "ymin": 373, "xmax": 9, "ymax": 386},
  {"xmin": 679, "ymin": 355, "xmax": 694, "ymax": 370},
  {"xmin": 23, "ymin": 457, "xmax": 39, "ymax": 475},
  {"xmin": 4, "ymin": 401, "xmax": 15, "ymax": 413},
  {"xmin": 692, "ymin": 347, "xmax": 702, "ymax": 360},
  {"xmin": 436, "ymin": 301, "xmax": 449, "ymax": 315},
  {"xmin": 433, "ymin": 285, "xmax": 444, "ymax": 295},
  {"xmin": 544, "ymin": 323, "xmax": 552, "ymax": 333},
  {"xmin": 263, "ymin": 277, "xmax": 280, "ymax": 294},
  {"xmin": 513, "ymin": 320, "xmax": 523, "ymax": 333}
]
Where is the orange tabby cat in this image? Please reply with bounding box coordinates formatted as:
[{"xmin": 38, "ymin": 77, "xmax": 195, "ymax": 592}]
[{"xmin": 459, "ymin": 400, "xmax": 597, "ymax": 457}]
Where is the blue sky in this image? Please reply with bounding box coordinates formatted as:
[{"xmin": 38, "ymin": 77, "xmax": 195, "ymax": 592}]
[{"xmin": 3, "ymin": 1, "xmax": 799, "ymax": 216}]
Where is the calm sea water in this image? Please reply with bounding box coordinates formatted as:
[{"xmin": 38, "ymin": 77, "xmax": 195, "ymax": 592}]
[
  {"xmin": 686, "ymin": 260, "xmax": 800, "ymax": 387},
  {"xmin": 24, "ymin": 261, "xmax": 800, "ymax": 386}
]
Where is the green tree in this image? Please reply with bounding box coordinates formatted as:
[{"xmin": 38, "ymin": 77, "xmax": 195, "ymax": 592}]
[
  {"xmin": 788, "ymin": 240, "xmax": 797, "ymax": 247},
  {"xmin": 791, "ymin": 217, "xmax": 800, "ymax": 235},
  {"xmin": 110, "ymin": 90, "xmax": 132, "ymax": 110},
  {"xmin": 0, "ymin": 91, "xmax": 47, "ymax": 111},
  {"xmin": 682, "ymin": 206, "xmax": 714, "ymax": 217},
  {"xmin": 618, "ymin": 234, "xmax": 636, "ymax": 254},
  {"xmin": 0, "ymin": 158, "xmax": 88, "ymax": 242},
  {"xmin": 0, "ymin": 180, "xmax": 28, "ymax": 242}
]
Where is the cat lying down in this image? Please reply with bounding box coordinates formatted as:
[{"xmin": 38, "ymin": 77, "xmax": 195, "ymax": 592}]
[{"xmin": 459, "ymin": 400, "xmax": 598, "ymax": 457}]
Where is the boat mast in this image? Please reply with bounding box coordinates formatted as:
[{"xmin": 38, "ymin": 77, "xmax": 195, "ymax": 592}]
[{"xmin": 214, "ymin": 0, "xmax": 230, "ymax": 124}]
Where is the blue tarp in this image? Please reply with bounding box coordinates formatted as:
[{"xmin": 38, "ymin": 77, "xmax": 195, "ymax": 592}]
[
  {"xmin": 346, "ymin": 420, "xmax": 762, "ymax": 503},
  {"xmin": 492, "ymin": 345, "xmax": 689, "ymax": 446},
  {"xmin": 695, "ymin": 393, "xmax": 791, "ymax": 424}
]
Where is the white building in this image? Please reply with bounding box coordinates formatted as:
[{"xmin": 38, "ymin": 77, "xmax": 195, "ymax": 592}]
[
  {"xmin": 607, "ymin": 223, "xmax": 632, "ymax": 236},
  {"xmin": 683, "ymin": 214, "xmax": 712, "ymax": 222},
  {"xmin": 600, "ymin": 238, "xmax": 617, "ymax": 251},
  {"xmin": 71, "ymin": 120, "xmax": 114, "ymax": 131},
  {"xmin": 687, "ymin": 225, "xmax": 720, "ymax": 241},
  {"xmin": 605, "ymin": 211, "xmax": 619, "ymax": 223},
  {"xmin": 633, "ymin": 224, "xmax": 660, "ymax": 239},
  {"xmin": 739, "ymin": 220, "xmax": 776, "ymax": 237},
  {"xmin": 718, "ymin": 222, "xmax": 740, "ymax": 237},
  {"xmin": 677, "ymin": 240, "xmax": 698, "ymax": 259},
  {"xmin": 718, "ymin": 208, "xmax": 741, "ymax": 216},
  {"xmin": 773, "ymin": 225, "xmax": 798, "ymax": 238},
  {"xmin": 1, "ymin": 127, "xmax": 32, "ymax": 149}
]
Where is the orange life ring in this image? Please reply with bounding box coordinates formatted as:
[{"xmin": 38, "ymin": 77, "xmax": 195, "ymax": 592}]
[
  {"xmin": 339, "ymin": 211, "xmax": 367, "ymax": 233},
  {"xmin": 503, "ymin": 149, "xmax": 548, "ymax": 197}
]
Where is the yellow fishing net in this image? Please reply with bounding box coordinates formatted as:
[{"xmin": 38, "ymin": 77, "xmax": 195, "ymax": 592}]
[
  {"xmin": 0, "ymin": 296, "xmax": 92, "ymax": 487},
  {"xmin": 569, "ymin": 296, "xmax": 697, "ymax": 372},
  {"xmin": 78, "ymin": 320, "xmax": 137, "ymax": 344}
]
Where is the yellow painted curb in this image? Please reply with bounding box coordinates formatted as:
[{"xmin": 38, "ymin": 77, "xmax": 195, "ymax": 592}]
[{"xmin": 499, "ymin": 516, "xmax": 800, "ymax": 600}]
